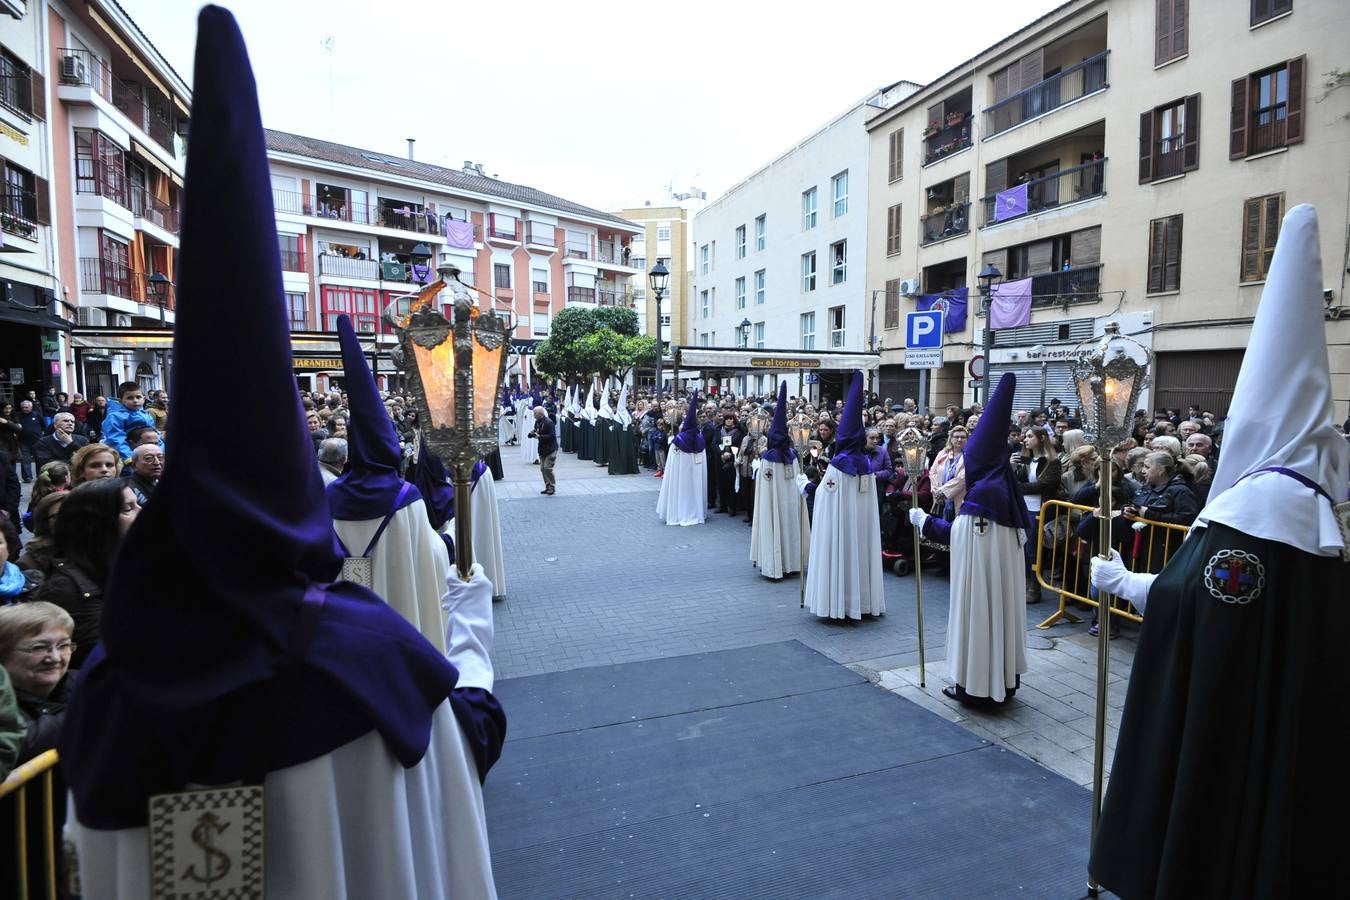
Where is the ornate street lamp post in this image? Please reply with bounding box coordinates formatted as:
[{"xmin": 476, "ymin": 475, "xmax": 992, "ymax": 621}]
[
  {"xmin": 1070, "ymin": 320, "xmax": 1150, "ymax": 895},
  {"xmin": 391, "ymin": 266, "xmax": 510, "ymax": 581},
  {"xmin": 976, "ymin": 263, "xmax": 1001, "ymax": 405},
  {"xmin": 897, "ymin": 426, "xmax": 929, "ymax": 687},
  {"xmin": 648, "ymin": 262, "xmax": 669, "ymax": 398},
  {"xmin": 147, "ymin": 271, "xmax": 172, "ymax": 390}
]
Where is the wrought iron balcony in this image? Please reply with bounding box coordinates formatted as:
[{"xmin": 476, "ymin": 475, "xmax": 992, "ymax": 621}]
[
  {"xmin": 0, "ymin": 187, "xmax": 38, "ymax": 240},
  {"xmin": 131, "ymin": 186, "xmax": 180, "ymax": 234},
  {"xmin": 983, "ymin": 50, "xmax": 1109, "ymax": 138},
  {"xmin": 980, "ymin": 159, "xmax": 1105, "ymax": 227},
  {"xmin": 979, "ymin": 264, "xmax": 1103, "ymax": 313},
  {"xmin": 79, "ymin": 257, "xmax": 134, "ymax": 300},
  {"xmin": 921, "ymin": 115, "xmax": 973, "ymax": 165},
  {"xmin": 317, "ymin": 253, "xmax": 379, "ymax": 280},
  {"xmin": 58, "ymin": 49, "xmax": 178, "ymax": 156},
  {"xmin": 920, "ymin": 202, "xmax": 970, "ymax": 245}
]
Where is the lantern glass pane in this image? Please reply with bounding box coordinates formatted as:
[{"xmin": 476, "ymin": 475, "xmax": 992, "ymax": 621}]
[
  {"xmin": 1075, "ymin": 375, "xmax": 1096, "ymax": 426},
  {"xmin": 471, "ymin": 337, "xmax": 503, "ymax": 429},
  {"xmin": 411, "ymin": 337, "xmax": 457, "ymax": 431},
  {"xmin": 1103, "ymin": 374, "xmax": 1133, "ymax": 430}
]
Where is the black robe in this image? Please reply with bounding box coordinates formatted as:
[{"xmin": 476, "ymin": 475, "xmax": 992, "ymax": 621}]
[
  {"xmin": 560, "ymin": 413, "xmax": 573, "ymax": 453},
  {"xmin": 577, "ymin": 418, "xmax": 594, "ymax": 461},
  {"xmin": 593, "ymin": 417, "xmax": 611, "ymax": 466},
  {"xmin": 608, "ymin": 421, "xmax": 640, "ymax": 475},
  {"xmin": 1089, "ymin": 521, "xmax": 1345, "ymax": 898}
]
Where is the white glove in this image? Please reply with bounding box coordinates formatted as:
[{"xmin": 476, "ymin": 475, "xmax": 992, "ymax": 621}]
[
  {"xmin": 909, "ymin": 508, "xmax": 928, "ymax": 529},
  {"xmin": 795, "ymin": 473, "xmax": 809, "ymax": 493},
  {"xmin": 1089, "ymin": 549, "xmax": 1156, "ymax": 613},
  {"xmin": 441, "ymin": 562, "xmax": 496, "ymax": 691}
]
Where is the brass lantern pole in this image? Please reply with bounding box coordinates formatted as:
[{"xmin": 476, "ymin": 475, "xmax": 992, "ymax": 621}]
[
  {"xmin": 789, "ymin": 412, "xmax": 814, "ymax": 608},
  {"xmin": 391, "ymin": 267, "xmax": 510, "ymax": 581},
  {"xmin": 897, "ymin": 427, "xmax": 929, "ymax": 687},
  {"xmin": 1070, "ymin": 321, "xmax": 1150, "ymax": 895}
]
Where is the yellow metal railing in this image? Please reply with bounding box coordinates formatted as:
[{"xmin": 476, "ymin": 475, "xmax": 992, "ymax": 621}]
[
  {"xmin": 1, "ymin": 749, "xmax": 60, "ymax": 900},
  {"xmin": 1033, "ymin": 499, "xmax": 1190, "ymax": 630}
]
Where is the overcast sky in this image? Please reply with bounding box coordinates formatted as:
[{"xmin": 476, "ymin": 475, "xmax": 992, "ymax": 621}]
[{"xmin": 119, "ymin": 0, "xmax": 1064, "ymax": 212}]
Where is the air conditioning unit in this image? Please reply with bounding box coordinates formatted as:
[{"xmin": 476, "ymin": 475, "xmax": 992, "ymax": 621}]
[
  {"xmin": 60, "ymin": 55, "xmax": 86, "ymax": 84},
  {"xmin": 114, "ymin": 314, "xmax": 132, "ymax": 328},
  {"xmin": 899, "ymin": 279, "xmax": 922, "ymax": 297},
  {"xmin": 76, "ymin": 307, "xmax": 107, "ymax": 327}
]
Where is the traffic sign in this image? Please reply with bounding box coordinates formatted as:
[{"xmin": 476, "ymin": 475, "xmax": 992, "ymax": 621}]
[
  {"xmin": 905, "ymin": 310, "xmax": 944, "ymax": 350},
  {"xmin": 905, "ymin": 349, "xmax": 943, "ymax": 370},
  {"xmin": 968, "ymin": 355, "xmax": 986, "ymax": 380}
]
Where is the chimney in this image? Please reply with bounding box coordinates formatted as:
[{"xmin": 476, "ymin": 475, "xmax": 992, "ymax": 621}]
[
  {"xmin": 462, "ymin": 160, "xmax": 476, "ymax": 175},
  {"xmin": 474, "ymin": 163, "xmax": 487, "ymax": 177},
  {"xmin": 406, "ymin": 138, "xmax": 415, "ymax": 160}
]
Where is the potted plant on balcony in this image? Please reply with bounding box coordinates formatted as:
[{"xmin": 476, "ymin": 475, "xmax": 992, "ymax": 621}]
[
  {"xmin": 945, "ymin": 111, "xmax": 965, "ymax": 127},
  {"xmin": 922, "ymin": 122, "xmax": 941, "ymax": 139}
]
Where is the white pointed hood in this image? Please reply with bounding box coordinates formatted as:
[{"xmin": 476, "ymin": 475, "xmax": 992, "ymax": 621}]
[
  {"xmin": 597, "ymin": 378, "xmax": 615, "ymax": 420},
  {"xmin": 1199, "ymin": 204, "xmax": 1348, "ymax": 556},
  {"xmin": 583, "ymin": 378, "xmax": 597, "ymax": 421},
  {"xmin": 616, "ymin": 382, "xmax": 631, "ymax": 426}
]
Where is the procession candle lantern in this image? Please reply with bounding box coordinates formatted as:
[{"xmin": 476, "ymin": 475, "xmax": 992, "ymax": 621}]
[
  {"xmin": 790, "ymin": 414, "xmax": 814, "ymax": 457},
  {"xmin": 896, "ymin": 427, "xmax": 929, "ymax": 687},
  {"xmin": 1070, "ymin": 320, "xmax": 1150, "ymax": 895},
  {"xmin": 393, "ymin": 268, "xmax": 510, "ymax": 581},
  {"xmin": 748, "ymin": 407, "xmax": 771, "ymax": 438}
]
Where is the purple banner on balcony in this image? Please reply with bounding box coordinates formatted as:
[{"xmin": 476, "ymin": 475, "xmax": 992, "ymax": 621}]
[
  {"xmin": 989, "ymin": 277, "xmax": 1033, "ymax": 330},
  {"xmin": 445, "ymin": 218, "xmax": 475, "ymax": 249},
  {"xmin": 916, "ymin": 286, "xmax": 968, "ymax": 333},
  {"xmin": 994, "ymin": 183, "xmax": 1028, "ymax": 222}
]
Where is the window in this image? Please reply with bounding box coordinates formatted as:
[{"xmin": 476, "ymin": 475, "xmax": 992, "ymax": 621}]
[
  {"xmin": 1251, "ymin": 0, "xmax": 1292, "ymax": 27},
  {"xmin": 1147, "ymin": 215, "xmax": 1183, "ymax": 293},
  {"xmin": 831, "ymin": 171, "xmax": 848, "ymax": 217},
  {"xmin": 754, "ymin": 269, "xmax": 766, "ymax": 305},
  {"xmin": 800, "ymin": 312, "xmax": 816, "ymax": 350},
  {"xmin": 829, "ymin": 305, "xmax": 845, "ymax": 348},
  {"xmin": 884, "ymin": 279, "xmax": 901, "ymax": 329},
  {"xmin": 886, "ymin": 204, "xmax": 902, "ymax": 256},
  {"xmin": 494, "ymin": 263, "xmax": 512, "ymax": 289},
  {"xmin": 1155, "ymin": 0, "xmax": 1188, "ymax": 66},
  {"xmin": 699, "ymin": 332, "xmax": 710, "ymax": 347},
  {"xmin": 0, "ymin": 158, "xmax": 46, "ymax": 237},
  {"xmin": 532, "ymin": 267, "xmax": 548, "ymax": 294},
  {"xmin": 754, "ymin": 214, "xmax": 766, "ymax": 250},
  {"xmin": 753, "ymin": 321, "xmax": 765, "ymax": 349},
  {"xmin": 1241, "ymin": 193, "xmax": 1283, "ymax": 282},
  {"xmin": 278, "ymin": 234, "xmax": 305, "ymax": 271},
  {"xmin": 286, "ymin": 292, "xmax": 308, "ymax": 331},
  {"xmin": 74, "ymin": 129, "xmax": 127, "ymax": 207},
  {"xmin": 710, "ymin": 240, "xmax": 716, "ymax": 270},
  {"xmin": 701, "ymin": 289, "xmax": 710, "ymax": 318},
  {"xmin": 735, "ymin": 276, "xmax": 746, "ymax": 309},
  {"xmin": 1140, "ymin": 95, "xmax": 1200, "ymax": 182},
  {"xmin": 735, "ymin": 225, "xmax": 746, "ymax": 258},
  {"xmin": 657, "ymin": 226, "xmax": 671, "ymax": 241},
  {"xmin": 1231, "ymin": 56, "xmax": 1305, "ymax": 158},
  {"xmin": 321, "ymin": 285, "xmax": 379, "ymax": 332},
  {"xmin": 0, "ymin": 46, "xmax": 39, "ymax": 121},
  {"xmin": 632, "ymin": 256, "xmax": 646, "ymax": 271},
  {"xmin": 888, "ymin": 128, "xmax": 904, "ymax": 182},
  {"xmin": 802, "ymin": 187, "xmax": 817, "ymax": 230},
  {"xmin": 700, "ymin": 243, "xmax": 710, "ymax": 274},
  {"xmin": 830, "ymin": 240, "xmax": 847, "ymax": 285},
  {"xmin": 801, "ymin": 253, "xmax": 816, "ymax": 292},
  {"xmin": 533, "ymin": 311, "xmax": 550, "ymax": 336}
]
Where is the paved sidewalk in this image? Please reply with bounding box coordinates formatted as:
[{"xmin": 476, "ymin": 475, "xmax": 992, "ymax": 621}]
[{"xmin": 493, "ymin": 433, "xmax": 660, "ymax": 499}]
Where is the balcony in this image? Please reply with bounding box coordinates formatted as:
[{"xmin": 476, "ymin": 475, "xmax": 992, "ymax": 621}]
[
  {"xmin": 564, "ymin": 241, "xmax": 590, "ymax": 259},
  {"xmin": 567, "ymin": 286, "xmax": 595, "ymax": 304},
  {"xmin": 980, "ymin": 158, "xmax": 1105, "ymax": 227},
  {"xmin": 983, "ymin": 51, "xmax": 1109, "ymax": 138},
  {"xmin": 0, "ymin": 187, "xmax": 39, "ymax": 241},
  {"xmin": 488, "ymin": 215, "xmax": 520, "ymax": 241},
  {"xmin": 376, "ymin": 200, "xmax": 440, "ymax": 236},
  {"xmin": 922, "ymin": 116, "xmax": 973, "ymax": 166},
  {"xmin": 1248, "ymin": 118, "xmax": 1287, "ymax": 156},
  {"xmin": 79, "ymin": 257, "xmax": 134, "ymax": 300},
  {"xmin": 526, "ymin": 221, "xmax": 556, "ymax": 245},
  {"xmin": 597, "ymin": 289, "xmax": 633, "ymax": 307},
  {"xmin": 76, "ymin": 157, "xmax": 129, "ymax": 208},
  {"xmin": 58, "ymin": 49, "xmax": 178, "ymax": 156},
  {"xmin": 0, "ymin": 59, "xmax": 34, "ymax": 122},
  {"xmin": 131, "ymin": 186, "xmax": 179, "ymax": 234},
  {"xmin": 318, "ymin": 253, "xmax": 379, "ymax": 280},
  {"xmin": 981, "ymin": 265, "xmax": 1103, "ymax": 313},
  {"xmin": 920, "ymin": 202, "xmax": 971, "ymax": 246},
  {"xmin": 279, "ymin": 248, "xmax": 306, "ymax": 272}
]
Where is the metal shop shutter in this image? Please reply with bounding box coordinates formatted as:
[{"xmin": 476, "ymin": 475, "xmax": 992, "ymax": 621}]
[{"xmin": 1152, "ymin": 349, "xmax": 1243, "ymax": 416}]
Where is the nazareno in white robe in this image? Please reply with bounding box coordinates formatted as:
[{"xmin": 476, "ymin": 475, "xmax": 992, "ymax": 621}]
[
  {"xmin": 517, "ymin": 401, "xmax": 538, "ymax": 463},
  {"xmin": 68, "ymin": 700, "xmax": 498, "ymax": 899},
  {"xmin": 445, "ymin": 469, "xmax": 507, "ymax": 601},
  {"xmin": 497, "ymin": 405, "xmax": 516, "ymax": 444},
  {"xmin": 334, "ymin": 499, "xmax": 450, "ymax": 652},
  {"xmin": 656, "ymin": 442, "xmax": 707, "ymax": 526},
  {"xmin": 945, "ymin": 514, "xmax": 1028, "ymax": 702},
  {"xmin": 803, "ymin": 467, "xmax": 884, "ymax": 619},
  {"xmin": 750, "ymin": 456, "xmax": 805, "ymax": 578}
]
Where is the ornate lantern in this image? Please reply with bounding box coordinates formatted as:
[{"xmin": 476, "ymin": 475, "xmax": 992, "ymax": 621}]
[
  {"xmin": 789, "ymin": 413, "xmax": 814, "ymax": 457},
  {"xmin": 896, "ymin": 427, "xmax": 928, "ymax": 481},
  {"xmin": 747, "ymin": 406, "xmax": 772, "ymax": 438},
  {"xmin": 896, "ymin": 426, "xmax": 929, "ymax": 687}
]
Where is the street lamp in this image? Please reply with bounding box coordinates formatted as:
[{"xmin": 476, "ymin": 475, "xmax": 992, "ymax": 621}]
[
  {"xmin": 896, "ymin": 426, "xmax": 929, "ymax": 688},
  {"xmin": 391, "ymin": 270, "xmax": 510, "ymax": 581},
  {"xmin": 648, "ymin": 261, "xmax": 669, "ymax": 397},
  {"xmin": 1070, "ymin": 320, "xmax": 1150, "ymax": 895},
  {"xmin": 147, "ymin": 271, "xmax": 171, "ymax": 390},
  {"xmin": 976, "ymin": 263, "xmax": 1002, "ymax": 404},
  {"xmin": 409, "ymin": 243, "xmax": 433, "ymax": 285},
  {"xmin": 738, "ymin": 317, "xmax": 752, "ymax": 349}
]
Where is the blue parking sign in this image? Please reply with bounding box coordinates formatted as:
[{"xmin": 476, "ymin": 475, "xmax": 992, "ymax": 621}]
[{"xmin": 906, "ymin": 310, "xmax": 944, "ymax": 349}]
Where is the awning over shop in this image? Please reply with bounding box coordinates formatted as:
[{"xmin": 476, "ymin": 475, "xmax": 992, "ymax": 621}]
[
  {"xmin": 0, "ymin": 303, "xmax": 72, "ymax": 331},
  {"xmin": 70, "ymin": 329, "xmax": 171, "ymax": 350},
  {"xmin": 673, "ymin": 347, "xmax": 881, "ymax": 372}
]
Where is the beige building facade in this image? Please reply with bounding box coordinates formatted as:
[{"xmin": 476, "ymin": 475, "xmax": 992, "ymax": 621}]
[
  {"xmin": 613, "ymin": 204, "xmax": 692, "ymax": 388},
  {"xmin": 866, "ymin": 0, "xmax": 1350, "ymax": 420}
]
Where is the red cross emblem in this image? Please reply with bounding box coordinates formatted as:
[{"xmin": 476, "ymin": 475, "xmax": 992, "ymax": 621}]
[
  {"xmin": 824, "ymin": 478, "xmax": 837, "ymax": 491},
  {"xmin": 1203, "ymin": 549, "xmax": 1265, "ymax": 605}
]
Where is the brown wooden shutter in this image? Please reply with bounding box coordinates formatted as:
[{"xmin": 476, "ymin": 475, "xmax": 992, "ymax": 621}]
[
  {"xmin": 1072, "ymin": 227, "xmax": 1102, "ymax": 266},
  {"xmin": 888, "ymin": 129, "xmax": 903, "ymax": 182},
  {"xmin": 29, "ymin": 69, "xmax": 45, "ymax": 121},
  {"xmin": 1139, "ymin": 110, "xmax": 1155, "ymax": 182},
  {"xmin": 1164, "ymin": 216, "xmax": 1183, "ymax": 291},
  {"xmin": 34, "ymin": 175, "xmax": 50, "ymax": 225},
  {"xmin": 1261, "ymin": 194, "xmax": 1283, "ymax": 276},
  {"xmin": 1182, "ymin": 94, "xmax": 1200, "ymax": 171},
  {"xmin": 1240, "ymin": 198, "xmax": 1262, "ymax": 281},
  {"xmin": 1155, "ymin": 0, "xmax": 1172, "ymax": 66},
  {"xmin": 1284, "ymin": 55, "xmax": 1306, "ymax": 145},
  {"xmin": 885, "ymin": 279, "xmax": 900, "ymax": 329},
  {"xmin": 1250, "ymin": 0, "xmax": 1271, "ymax": 25},
  {"xmin": 1173, "ymin": 0, "xmax": 1188, "ymax": 58},
  {"xmin": 992, "ymin": 67, "xmax": 1011, "ymax": 104},
  {"xmin": 982, "ymin": 249, "xmax": 1008, "ymax": 276},
  {"xmin": 1147, "ymin": 218, "xmax": 1166, "ymax": 293},
  {"xmin": 985, "ymin": 158, "xmax": 1008, "ymax": 195},
  {"xmin": 1019, "ymin": 49, "xmax": 1043, "ymax": 91},
  {"xmin": 886, "ymin": 204, "xmax": 902, "ymax": 255},
  {"xmin": 1230, "ymin": 77, "xmax": 1249, "ymax": 159},
  {"xmin": 1027, "ymin": 240, "xmax": 1054, "ymax": 274}
]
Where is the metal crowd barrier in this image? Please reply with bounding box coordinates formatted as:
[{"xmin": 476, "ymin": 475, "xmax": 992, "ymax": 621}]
[
  {"xmin": 1033, "ymin": 499, "xmax": 1190, "ymax": 630},
  {"xmin": 1, "ymin": 749, "xmax": 60, "ymax": 900}
]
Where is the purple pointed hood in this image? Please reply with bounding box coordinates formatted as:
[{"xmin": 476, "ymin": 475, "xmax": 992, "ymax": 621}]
[
  {"xmin": 672, "ymin": 390, "xmax": 705, "ymax": 453},
  {"xmin": 827, "ymin": 371, "xmax": 870, "ymax": 477},
  {"xmin": 959, "ymin": 372, "xmax": 1031, "ymax": 530},
  {"xmin": 328, "ymin": 314, "xmax": 421, "ymax": 520},
  {"xmin": 761, "ymin": 381, "xmax": 796, "ymax": 464},
  {"xmin": 58, "ymin": 6, "xmax": 466, "ymax": 830},
  {"xmin": 413, "ymin": 434, "xmax": 455, "ymax": 531}
]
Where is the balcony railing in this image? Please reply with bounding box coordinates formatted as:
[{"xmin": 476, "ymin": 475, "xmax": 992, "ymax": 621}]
[
  {"xmin": 564, "ymin": 241, "xmax": 590, "ymax": 259},
  {"xmin": 597, "ymin": 249, "xmax": 634, "ymax": 267},
  {"xmin": 272, "ymin": 188, "xmax": 313, "ymax": 216},
  {"xmin": 983, "ymin": 50, "xmax": 1109, "ymax": 138},
  {"xmin": 598, "ymin": 289, "xmax": 633, "ymax": 307},
  {"xmin": 488, "ymin": 215, "xmax": 519, "ymax": 240},
  {"xmin": 981, "ymin": 265, "xmax": 1104, "ymax": 313},
  {"xmin": 79, "ymin": 257, "xmax": 134, "ymax": 300},
  {"xmin": 377, "ymin": 203, "xmax": 440, "ymax": 235},
  {"xmin": 920, "ymin": 201, "xmax": 971, "ymax": 245},
  {"xmin": 76, "ymin": 157, "xmax": 129, "ymax": 208},
  {"xmin": 131, "ymin": 186, "xmax": 179, "ymax": 234},
  {"xmin": 567, "ymin": 286, "xmax": 596, "ymax": 304},
  {"xmin": 0, "ymin": 60, "xmax": 33, "ymax": 121},
  {"xmin": 526, "ymin": 221, "xmax": 556, "ymax": 245},
  {"xmin": 58, "ymin": 49, "xmax": 178, "ymax": 156},
  {"xmin": 980, "ymin": 159, "xmax": 1105, "ymax": 227},
  {"xmin": 1248, "ymin": 117, "xmax": 1287, "ymax": 155},
  {"xmin": 0, "ymin": 187, "xmax": 38, "ymax": 239},
  {"xmin": 279, "ymin": 249, "xmax": 306, "ymax": 272},
  {"xmin": 318, "ymin": 253, "xmax": 379, "ymax": 280},
  {"xmin": 922, "ymin": 115, "xmax": 973, "ymax": 165}
]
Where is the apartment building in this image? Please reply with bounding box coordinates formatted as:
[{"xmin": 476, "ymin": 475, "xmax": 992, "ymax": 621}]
[
  {"xmin": 690, "ymin": 81, "xmax": 919, "ymax": 400},
  {"xmin": 866, "ymin": 0, "xmax": 1350, "ymax": 417},
  {"xmin": 612, "ymin": 203, "xmax": 692, "ymax": 361},
  {"xmin": 265, "ymin": 132, "xmax": 642, "ymax": 392}
]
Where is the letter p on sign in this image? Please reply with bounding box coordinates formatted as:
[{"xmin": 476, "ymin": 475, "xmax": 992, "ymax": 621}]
[{"xmin": 906, "ymin": 310, "xmax": 944, "ymax": 349}]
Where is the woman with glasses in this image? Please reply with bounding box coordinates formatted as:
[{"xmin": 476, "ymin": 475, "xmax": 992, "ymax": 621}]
[
  {"xmin": 929, "ymin": 426, "xmax": 969, "ymax": 519},
  {"xmin": 0, "ymin": 601, "xmax": 75, "ymax": 765}
]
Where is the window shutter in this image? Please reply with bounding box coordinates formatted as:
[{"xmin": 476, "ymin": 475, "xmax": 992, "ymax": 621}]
[
  {"xmin": 1261, "ymin": 194, "xmax": 1283, "ymax": 276},
  {"xmin": 886, "ymin": 204, "xmax": 902, "ymax": 255},
  {"xmin": 1019, "ymin": 49, "xmax": 1044, "ymax": 90},
  {"xmin": 982, "ymin": 249, "xmax": 1008, "ymax": 276},
  {"xmin": 992, "ymin": 67, "xmax": 1011, "ymax": 104},
  {"xmin": 884, "ymin": 279, "xmax": 900, "ymax": 329},
  {"xmin": 1155, "ymin": 0, "xmax": 1172, "ymax": 66},
  {"xmin": 1250, "ymin": 0, "xmax": 1272, "ymax": 25},
  {"xmin": 1284, "ymin": 55, "xmax": 1306, "ymax": 145},
  {"xmin": 1240, "ymin": 198, "xmax": 1262, "ymax": 281},
  {"xmin": 1147, "ymin": 218, "xmax": 1166, "ymax": 294},
  {"xmin": 1071, "ymin": 226, "xmax": 1102, "ymax": 266},
  {"xmin": 1182, "ymin": 94, "xmax": 1200, "ymax": 171},
  {"xmin": 1229, "ymin": 77, "xmax": 1249, "ymax": 159},
  {"xmin": 34, "ymin": 176, "xmax": 50, "ymax": 225},
  {"xmin": 953, "ymin": 172, "xmax": 970, "ymax": 204},
  {"xmin": 888, "ymin": 128, "xmax": 903, "ymax": 182},
  {"xmin": 1139, "ymin": 110, "xmax": 1155, "ymax": 183},
  {"xmin": 927, "ymin": 101, "xmax": 944, "ymax": 128},
  {"xmin": 1027, "ymin": 240, "xmax": 1054, "ymax": 274},
  {"xmin": 1164, "ymin": 216, "xmax": 1182, "ymax": 291},
  {"xmin": 1173, "ymin": 0, "xmax": 1188, "ymax": 59},
  {"xmin": 985, "ymin": 158, "xmax": 1007, "ymax": 195},
  {"xmin": 29, "ymin": 69, "xmax": 45, "ymax": 121}
]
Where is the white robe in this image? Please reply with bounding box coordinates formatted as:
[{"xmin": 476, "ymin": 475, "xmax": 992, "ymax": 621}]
[
  {"xmin": 804, "ymin": 468, "xmax": 885, "ymax": 619},
  {"xmin": 69, "ymin": 702, "xmax": 497, "ymax": 899},
  {"xmin": 516, "ymin": 401, "xmax": 538, "ymax": 463},
  {"xmin": 334, "ymin": 500, "xmax": 450, "ymax": 652},
  {"xmin": 945, "ymin": 515, "xmax": 1028, "ymax": 702},
  {"xmin": 444, "ymin": 469, "xmax": 507, "ymax": 601},
  {"xmin": 655, "ymin": 444, "xmax": 707, "ymax": 526},
  {"xmin": 750, "ymin": 457, "xmax": 805, "ymax": 578},
  {"xmin": 497, "ymin": 407, "xmax": 516, "ymax": 445}
]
